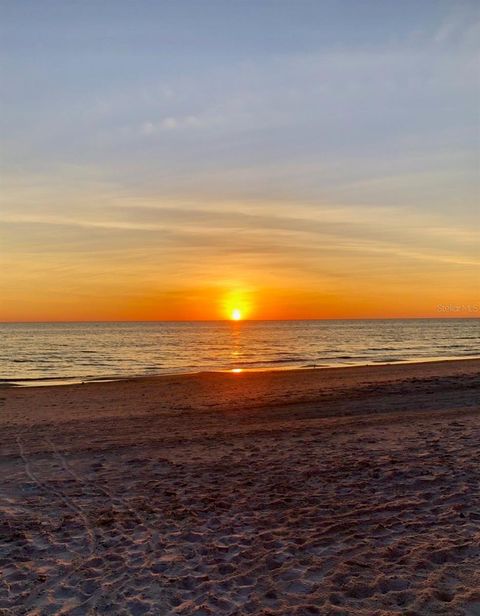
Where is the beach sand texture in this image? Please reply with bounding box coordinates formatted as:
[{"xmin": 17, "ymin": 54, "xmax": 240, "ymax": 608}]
[{"xmin": 1, "ymin": 359, "xmax": 479, "ymax": 615}]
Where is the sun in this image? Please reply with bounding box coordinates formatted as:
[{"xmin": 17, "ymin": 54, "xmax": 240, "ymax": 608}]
[
  {"xmin": 222, "ymin": 290, "xmax": 251, "ymax": 320},
  {"xmin": 231, "ymin": 309, "xmax": 242, "ymax": 321}
]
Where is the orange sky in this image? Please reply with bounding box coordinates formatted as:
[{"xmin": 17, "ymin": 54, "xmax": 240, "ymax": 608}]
[
  {"xmin": 1, "ymin": 200, "xmax": 479, "ymax": 321},
  {"xmin": 1, "ymin": 3, "xmax": 479, "ymax": 321}
]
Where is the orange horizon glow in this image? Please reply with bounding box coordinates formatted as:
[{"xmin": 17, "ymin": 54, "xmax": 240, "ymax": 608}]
[
  {"xmin": 1, "ymin": 4, "xmax": 478, "ymax": 325},
  {"xmin": 1, "ymin": 315, "xmax": 479, "ymax": 322},
  {"xmin": 1, "ymin": 220, "xmax": 479, "ymax": 323},
  {"xmin": 1, "ymin": 286, "xmax": 478, "ymax": 322}
]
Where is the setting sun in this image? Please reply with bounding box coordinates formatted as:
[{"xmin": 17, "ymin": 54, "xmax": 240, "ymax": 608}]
[{"xmin": 222, "ymin": 289, "xmax": 252, "ymax": 321}]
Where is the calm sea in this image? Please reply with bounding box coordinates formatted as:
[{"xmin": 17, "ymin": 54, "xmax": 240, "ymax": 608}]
[{"xmin": 1, "ymin": 320, "xmax": 478, "ymax": 386}]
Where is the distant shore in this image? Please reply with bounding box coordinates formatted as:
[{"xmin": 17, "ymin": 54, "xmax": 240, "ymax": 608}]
[{"xmin": 1, "ymin": 358, "xmax": 479, "ymax": 614}]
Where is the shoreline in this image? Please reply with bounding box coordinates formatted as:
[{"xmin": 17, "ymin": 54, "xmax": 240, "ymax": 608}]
[
  {"xmin": 1, "ymin": 357, "xmax": 479, "ymax": 431},
  {"xmin": 1, "ymin": 358, "xmax": 479, "ymax": 614},
  {"xmin": 2, "ymin": 354, "xmax": 480, "ymax": 388}
]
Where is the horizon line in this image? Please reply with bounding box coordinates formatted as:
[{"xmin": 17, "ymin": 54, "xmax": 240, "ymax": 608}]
[{"xmin": 1, "ymin": 317, "xmax": 478, "ymax": 324}]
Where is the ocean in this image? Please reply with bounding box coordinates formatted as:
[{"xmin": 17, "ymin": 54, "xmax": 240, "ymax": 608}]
[{"xmin": 1, "ymin": 319, "xmax": 478, "ymax": 386}]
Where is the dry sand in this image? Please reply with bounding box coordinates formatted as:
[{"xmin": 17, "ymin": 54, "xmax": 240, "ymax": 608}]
[{"xmin": 1, "ymin": 359, "xmax": 479, "ymax": 615}]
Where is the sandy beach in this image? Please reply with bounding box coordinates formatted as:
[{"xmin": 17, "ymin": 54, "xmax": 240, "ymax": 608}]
[{"xmin": 1, "ymin": 359, "xmax": 479, "ymax": 615}]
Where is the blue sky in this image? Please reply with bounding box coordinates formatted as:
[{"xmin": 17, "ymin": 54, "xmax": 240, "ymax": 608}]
[{"xmin": 1, "ymin": 0, "xmax": 479, "ymax": 319}]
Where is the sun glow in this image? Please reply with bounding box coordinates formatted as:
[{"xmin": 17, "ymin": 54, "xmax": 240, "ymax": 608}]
[
  {"xmin": 222, "ymin": 288, "xmax": 252, "ymax": 320},
  {"xmin": 231, "ymin": 309, "xmax": 242, "ymax": 321}
]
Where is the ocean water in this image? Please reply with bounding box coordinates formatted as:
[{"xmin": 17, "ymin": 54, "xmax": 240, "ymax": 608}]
[{"xmin": 0, "ymin": 319, "xmax": 478, "ymax": 386}]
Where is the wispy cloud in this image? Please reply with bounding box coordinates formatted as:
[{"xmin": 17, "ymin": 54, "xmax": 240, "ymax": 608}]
[{"xmin": 1, "ymin": 1, "xmax": 479, "ymax": 319}]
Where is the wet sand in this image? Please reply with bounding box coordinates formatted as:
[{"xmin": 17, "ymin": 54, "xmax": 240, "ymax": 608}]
[{"xmin": 1, "ymin": 359, "xmax": 479, "ymax": 615}]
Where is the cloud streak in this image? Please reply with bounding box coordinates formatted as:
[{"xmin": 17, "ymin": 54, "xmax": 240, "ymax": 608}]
[{"xmin": 1, "ymin": 1, "xmax": 479, "ymax": 319}]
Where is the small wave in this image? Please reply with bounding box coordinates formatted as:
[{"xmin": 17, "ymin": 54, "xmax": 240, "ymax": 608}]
[
  {"xmin": 366, "ymin": 347, "xmax": 397, "ymax": 352},
  {"xmin": 266, "ymin": 357, "xmax": 310, "ymax": 364},
  {"xmin": 0, "ymin": 375, "xmax": 90, "ymax": 382},
  {"xmin": 234, "ymin": 357, "xmax": 309, "ymax": 367},
  {"xmin": 303, "ymin": 363, "xmax": 328, "ymax": 368}
]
